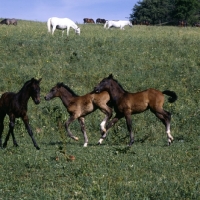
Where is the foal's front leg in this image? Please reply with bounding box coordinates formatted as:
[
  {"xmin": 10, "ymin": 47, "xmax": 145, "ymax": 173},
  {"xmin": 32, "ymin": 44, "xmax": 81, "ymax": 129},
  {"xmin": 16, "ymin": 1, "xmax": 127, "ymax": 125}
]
[
  {"xmin": 99, "ymin": 107, "xmax": 113, "ymax": 135},
  {"xmin": 65, "ymin": 116, "xmax": 79, "ymax": 141},
  {"xmin": 22, "ymin": 115, "xmax": 40, "ymax": 150},
  {"xmin": 125, "ymin": 114, "xmax": 134, "ymax": 146},
  {"xmin": 78, "ymin": 117, "xmax": 88, "ymax": 147},
  {"xmin": 98, "ymin": 114, "xmax": 122, "ymax": 145}
]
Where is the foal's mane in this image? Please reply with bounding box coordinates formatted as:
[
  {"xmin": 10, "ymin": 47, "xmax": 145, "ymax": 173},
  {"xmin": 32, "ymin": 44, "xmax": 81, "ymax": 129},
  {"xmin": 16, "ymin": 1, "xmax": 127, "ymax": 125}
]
[
  {"xmin": 18, "ymin": 79, "xmax": 33, "ymax": 93},
  {"xmin": 57, "ymin": 83, "xmax": 79, "ymax": 97},
  {"xmin": 112, "ymin": 77, "xmax": 128, "ymax": 93}
]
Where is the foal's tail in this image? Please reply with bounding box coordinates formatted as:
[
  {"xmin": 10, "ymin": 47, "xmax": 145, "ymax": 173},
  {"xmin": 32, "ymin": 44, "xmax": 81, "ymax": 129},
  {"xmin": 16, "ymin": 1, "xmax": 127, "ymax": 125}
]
[
  {"xmin": 47, "ymin": 18, "xmax": 52, "ymax": 32},
  {"xmin": 163, "ymin": 90, "xmax": 178, "ymax": 103},
  {"xmin": 104, "ymin": 21, "xmax": 108, "ymax": 28}
]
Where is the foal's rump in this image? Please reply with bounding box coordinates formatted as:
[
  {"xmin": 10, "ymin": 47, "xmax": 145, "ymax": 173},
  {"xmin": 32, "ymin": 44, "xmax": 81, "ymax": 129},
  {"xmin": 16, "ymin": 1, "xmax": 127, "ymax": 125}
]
[
  {"xmin": 0, "ymin": 92, "xmax": 15, "ymax": 110},
  {"xmin": 92, "ymin": 91, "xmax": 110, "ymax": 105},
  {"xmin": 123, "ymin": 88, "xmax": 177, "ymax": 113}
]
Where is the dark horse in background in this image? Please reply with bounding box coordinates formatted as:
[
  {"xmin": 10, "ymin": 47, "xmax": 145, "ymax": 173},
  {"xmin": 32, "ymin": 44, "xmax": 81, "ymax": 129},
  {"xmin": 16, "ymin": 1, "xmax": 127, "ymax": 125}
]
[
  {"xmin": 0, "ymin": 18, "xmax": 17, "ymax": 25},
  {"xmin": 0, "ymin": 78, "xmax": 42, "ymax": 150},
  {"xmin": 94, "ymin": 74, "xmax": 178, "ymax": 146},
  {"xmin": 83, "ymin": 18, "xmax": 95, "ymax": 24},
  {"xmin": 96, "ymin": 18, "xmax": 107, "ymax": 24},
  {"xmin": 192, "ymin": 22, "xmax": 200, "ymax": 27},
  {"xmin": 45, "ymin": 83, "xmax": 112, "ymax": 147},
  {"xmin": 132, "ymin": 20, "xmax": 150, "ymax": 25},
  {"xmin": 178, "ymin": 20, "xmax": 187, "ymax": 27}
]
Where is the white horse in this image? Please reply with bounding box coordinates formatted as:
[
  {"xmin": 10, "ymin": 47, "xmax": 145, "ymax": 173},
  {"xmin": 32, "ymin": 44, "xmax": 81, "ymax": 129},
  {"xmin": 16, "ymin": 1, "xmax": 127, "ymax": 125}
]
[
  {"xmin": 47, "ymin": 17, "xmax": 80, "ymax": 36},
  {"xmin": 104, "ymin": 20, "xmax": 132, "ymax": 30}
]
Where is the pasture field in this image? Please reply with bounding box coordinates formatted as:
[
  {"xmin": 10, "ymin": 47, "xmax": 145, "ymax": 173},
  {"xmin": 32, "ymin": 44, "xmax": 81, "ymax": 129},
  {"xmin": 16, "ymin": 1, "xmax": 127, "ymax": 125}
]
[{"xmin": 0, "ymin": 20, "xmax": 199, "ymax": 199}]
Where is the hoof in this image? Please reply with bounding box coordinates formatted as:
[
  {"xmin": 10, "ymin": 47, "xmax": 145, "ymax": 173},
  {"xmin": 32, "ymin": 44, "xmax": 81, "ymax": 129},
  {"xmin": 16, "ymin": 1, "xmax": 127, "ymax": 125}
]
[
  {"xmin": 168, "ymin": 138, "xmax": 173, "ymax": 146},
  {"xmin": 83, "ymin": 143, "xmax": 88, "ymax": 147},
  {"xmin": 36, "ymin": 146, "xmax": 40, "ymax": 150},
  {"xmin": 98, "ymin": 138, "xmax": 104, "ymax": 144},
  {"xmin": 74, "ymin": 137, "xmax": 79, "ymax": 141}
]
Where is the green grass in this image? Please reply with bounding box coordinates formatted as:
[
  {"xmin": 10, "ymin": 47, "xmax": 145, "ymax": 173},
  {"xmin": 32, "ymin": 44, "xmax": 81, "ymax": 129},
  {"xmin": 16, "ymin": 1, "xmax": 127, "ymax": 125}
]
[{"xmin": 0, "ymin": 20, "xmax": 199, "ymax": 199}]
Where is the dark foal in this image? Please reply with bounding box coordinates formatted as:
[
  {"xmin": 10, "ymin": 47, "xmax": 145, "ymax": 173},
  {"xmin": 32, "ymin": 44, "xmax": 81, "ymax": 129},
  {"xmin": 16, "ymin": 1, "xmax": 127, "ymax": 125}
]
[
  {"xmin": 45, "ymin": 83, "xmax": 112, "ymax": 147},
  {"xmin": 94, "ymin": 74, "xmax": 178, "ymax": 146},
  {"xmin": 0, "ymin": 78, "xmax": 42, "ymax": 150}
]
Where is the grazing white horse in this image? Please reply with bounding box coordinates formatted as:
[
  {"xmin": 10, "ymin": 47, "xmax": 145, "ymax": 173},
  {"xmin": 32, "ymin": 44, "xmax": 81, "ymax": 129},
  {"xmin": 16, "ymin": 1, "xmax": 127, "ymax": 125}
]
[
  {"xmin": 47, "ymin": 17, "xmax": 80, "ymax": 36},
  {"xmin": 104, "ymin": 20, "xmax": 132, "ymax": 30}
]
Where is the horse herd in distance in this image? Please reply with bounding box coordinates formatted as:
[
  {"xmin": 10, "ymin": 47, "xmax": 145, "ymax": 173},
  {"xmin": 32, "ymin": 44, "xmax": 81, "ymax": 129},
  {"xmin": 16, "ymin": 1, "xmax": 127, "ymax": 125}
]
[{"xmin": 1, "ymin": 17, "xmax": 200, "ymax": 27}]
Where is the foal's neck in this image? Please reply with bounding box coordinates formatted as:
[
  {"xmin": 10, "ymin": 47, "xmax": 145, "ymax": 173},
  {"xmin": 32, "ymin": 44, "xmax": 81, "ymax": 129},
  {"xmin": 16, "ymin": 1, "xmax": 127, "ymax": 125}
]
[
  {"xmin": 16, "ymin": 85, "xmax": 32, "ymax": 106},
  {"xmin": 109, "ymin": 81, "xmax": 125, "ymax": 102},
  {"xmin": 60, "ymin": 87, "xmax": 77, "ymax": 106}
]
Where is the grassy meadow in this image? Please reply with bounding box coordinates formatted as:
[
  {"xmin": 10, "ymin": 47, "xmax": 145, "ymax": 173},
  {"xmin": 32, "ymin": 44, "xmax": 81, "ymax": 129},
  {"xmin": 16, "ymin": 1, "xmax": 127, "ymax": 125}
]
[{"xmin": 0, "ymin": 20, "xmax": 199, "ymax": 199}]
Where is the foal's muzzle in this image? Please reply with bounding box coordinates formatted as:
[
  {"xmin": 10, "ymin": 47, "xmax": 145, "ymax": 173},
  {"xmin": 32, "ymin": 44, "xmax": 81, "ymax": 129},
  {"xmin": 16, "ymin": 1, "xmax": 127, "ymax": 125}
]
[
  {"xmin": 34, "ymin": 98, "xmax": 40, "ymax": 105},
  {"xmin": 93, "ymin": 87, "xmax": 100, "ymax": 93},
  {"xmin": 93, "ymin": 87, "xmax": 99, "ymax": 93},
  {"xmin": 44, "ymin": 95, "xmax": 51, "ymax": 101}
]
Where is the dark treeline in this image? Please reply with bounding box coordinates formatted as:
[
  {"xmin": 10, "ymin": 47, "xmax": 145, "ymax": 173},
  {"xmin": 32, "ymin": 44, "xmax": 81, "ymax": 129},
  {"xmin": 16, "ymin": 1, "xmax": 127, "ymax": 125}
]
[{"xmin": 130, "ymin": 0, "xmax": 200, "ymax": 25}]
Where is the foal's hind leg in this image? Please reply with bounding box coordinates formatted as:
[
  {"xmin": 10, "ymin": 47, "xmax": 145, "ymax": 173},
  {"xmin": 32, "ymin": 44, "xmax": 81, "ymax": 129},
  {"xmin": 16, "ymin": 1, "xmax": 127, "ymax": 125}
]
[
  {"xmin": 78, "ymin": 117, "xmax": 88, "ymax": 147},
  {"xmin": 154, "ymin": 109, "xmax": 173, "ymax": 145},
  {"xmin": 3, "ymin": 116, "xmax": 18, "ymax": 148}
]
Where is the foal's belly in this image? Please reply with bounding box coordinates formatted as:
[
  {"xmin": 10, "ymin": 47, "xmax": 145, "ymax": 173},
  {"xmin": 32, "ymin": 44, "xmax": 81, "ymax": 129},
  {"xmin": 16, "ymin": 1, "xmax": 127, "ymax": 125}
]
[{"xmin": 118, "ymin": 100, "xmax": 148, "ymax": 114}]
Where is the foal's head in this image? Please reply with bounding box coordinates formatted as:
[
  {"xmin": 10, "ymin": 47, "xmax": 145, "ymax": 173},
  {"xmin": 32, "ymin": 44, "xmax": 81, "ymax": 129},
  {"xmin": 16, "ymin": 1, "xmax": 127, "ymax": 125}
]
[
  {"xmin": 29, "ymin": 78, "xmax": 42, "ymax": 104},
  {"xmin": 44, "ymin": 83, "xmax": 63, "ymax": 101},
  {"xmin": 45, "ymin": 83, "xmax": 78, "ymax": 101},
  {"xmin": 94, "ymin": 74, "xmax": 114, "ymax": 93}
]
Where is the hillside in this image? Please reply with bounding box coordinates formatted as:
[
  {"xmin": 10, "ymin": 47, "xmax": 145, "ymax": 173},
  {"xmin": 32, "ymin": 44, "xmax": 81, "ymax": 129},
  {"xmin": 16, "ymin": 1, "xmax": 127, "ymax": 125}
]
[{"xmin": 0, "ymin": 20, "xmax": 199, "ymax": 199}]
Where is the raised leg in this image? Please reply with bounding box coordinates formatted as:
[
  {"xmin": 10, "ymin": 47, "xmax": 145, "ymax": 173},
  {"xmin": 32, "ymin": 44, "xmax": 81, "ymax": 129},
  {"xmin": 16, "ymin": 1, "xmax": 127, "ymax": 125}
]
[
  {"xmin": 154, "ymin": 109, "xmax": 173, "ymax": 145},
  {"xmin": 65, "ymin": 116, "xmax": 79, "ymax": 141},
  {"xmin": 98, "ymin": 114, "xmax": 123, "ymax": 145},
  {"xmin": 78, "ymin": 117, "xmax": 88, "ymax": 147},
  {"xmin": 99, "ymin": 106, "xmax": 112, "ymax": 135},
  {"xmin": 22, "ymin": 115, "xmax": 40, "ymax": 150}
]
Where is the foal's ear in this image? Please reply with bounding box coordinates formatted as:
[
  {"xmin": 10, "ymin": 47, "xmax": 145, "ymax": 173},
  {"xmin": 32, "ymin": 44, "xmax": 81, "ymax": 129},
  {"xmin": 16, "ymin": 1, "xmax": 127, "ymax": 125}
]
[
  {"xmin": 38, "ymin": 78, "xmax": 42, "ymax": 83},
  {"xmin": 108, "ymin": 74, "xmax": 113, "ymax": 79}
]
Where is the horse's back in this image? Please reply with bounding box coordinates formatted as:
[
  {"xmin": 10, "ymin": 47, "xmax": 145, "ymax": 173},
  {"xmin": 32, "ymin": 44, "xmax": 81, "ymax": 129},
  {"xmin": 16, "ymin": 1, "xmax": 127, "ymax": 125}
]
[
  {"xmin": 117, "ymin": 89, "xmax": 164, "ymax": 113},
  {"xmin": 92, "ymin": 91, "xmax": 110, "ymax": 104},
  {"xmin": 67, "ymin": 94, "xmax": 94, "ymax": 116},
  {"xmin": 128, "ymin": 88, "xmax": 164, "ymax": 101},
  {"xmin": 51, "ymin": 17, "xmax": 74, "ymax": 24}
]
